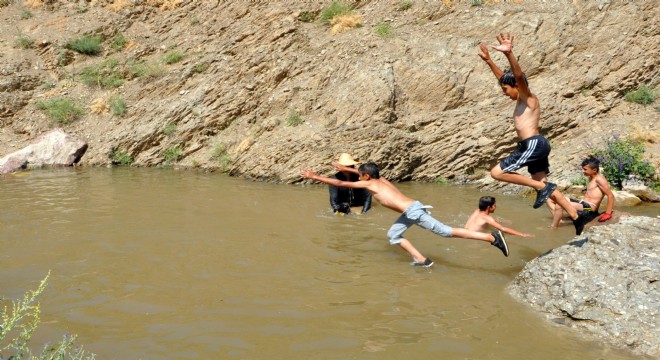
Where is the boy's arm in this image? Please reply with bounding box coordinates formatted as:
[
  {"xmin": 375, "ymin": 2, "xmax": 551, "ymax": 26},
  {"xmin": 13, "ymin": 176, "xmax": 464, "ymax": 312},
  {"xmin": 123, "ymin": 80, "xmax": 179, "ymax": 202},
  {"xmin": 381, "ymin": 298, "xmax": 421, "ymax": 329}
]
[
  {"xmin": 492, "ymin": 33, "xmax": 532, "ymax": 100},
  {"xmin": 301, "ymin": 169, "xmax": 367, "ymax": 189},
  {"xmin": 485, "ymin": 216, "xmax": 534, "ymax": 237},
  {"xmin": 332, "ymin": 162, "xmax": 359, "ymax": 174},
  {"xmin": 596, "ymin": 176, "xmax": 615, "ymax": 221},
  {"xmin": 478, "ymin": 43, "xmax": 505, "ymax": 81}
]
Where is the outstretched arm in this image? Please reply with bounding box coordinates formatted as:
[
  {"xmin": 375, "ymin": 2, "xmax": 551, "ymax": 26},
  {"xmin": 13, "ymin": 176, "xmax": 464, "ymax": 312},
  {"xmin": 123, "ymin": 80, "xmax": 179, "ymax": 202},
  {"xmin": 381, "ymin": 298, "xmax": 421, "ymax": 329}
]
[
  {"xmin": 478, "ymin": 42, "xmax": 505, "ymax": 81},
  {"xmin": 332, "ymin": 162, "xmax": 359, "ymax": 174},
  {"xmin": 492, "ymin": 32, "xmax": 531, "ymax": 99},
  {"xmin": 596, "ymin": 177, "xmax": 615, "ymax": 221},
  {"xmin": 301, "ymin": 169, "xmax": 366, "ymax": 189},
  {"xmin": 486, "ymin": 217, "xmax": 534, "ymax": 237}
]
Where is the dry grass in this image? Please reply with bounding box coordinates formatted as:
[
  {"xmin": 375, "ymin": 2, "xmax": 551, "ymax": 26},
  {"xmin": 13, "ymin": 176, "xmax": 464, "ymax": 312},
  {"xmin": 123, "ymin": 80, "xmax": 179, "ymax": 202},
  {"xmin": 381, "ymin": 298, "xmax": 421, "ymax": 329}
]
[
  {"xmin": 23, "ymin": 0, "xmax": 43, "ymax": 9},
  {"xmin": 90, "ymin": 97, "xmax": 109, "ymax": 114},
  {"xmin": 102, "ymin": 0, "xmax": 182, "ymax": 12},
  {"xmin": 330, "ymin": 14, "xmax": 362, "ymax": 34},
  {"xmin": 629, "ymin": 124, "xmax": 660, "ymax": 144}
]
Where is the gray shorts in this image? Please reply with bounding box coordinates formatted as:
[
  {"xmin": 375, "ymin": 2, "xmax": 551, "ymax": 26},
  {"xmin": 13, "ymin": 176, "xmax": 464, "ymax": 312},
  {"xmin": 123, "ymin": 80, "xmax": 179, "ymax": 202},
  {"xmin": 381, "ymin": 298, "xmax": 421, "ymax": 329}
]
[{"xmin": 387, "ymin": 201, "xmax": 453, "ymax": 245}]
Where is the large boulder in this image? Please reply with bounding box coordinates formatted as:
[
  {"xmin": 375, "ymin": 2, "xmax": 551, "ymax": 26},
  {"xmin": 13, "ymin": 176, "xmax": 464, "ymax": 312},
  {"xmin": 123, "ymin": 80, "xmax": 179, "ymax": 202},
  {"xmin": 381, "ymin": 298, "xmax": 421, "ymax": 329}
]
[
  {"xmin": 508, "ymin": 216, "xmax": 660, "ymax": 358},
  {"xmin": 0, "ymin": 129, "xmax": 88, "ymax": 174}
]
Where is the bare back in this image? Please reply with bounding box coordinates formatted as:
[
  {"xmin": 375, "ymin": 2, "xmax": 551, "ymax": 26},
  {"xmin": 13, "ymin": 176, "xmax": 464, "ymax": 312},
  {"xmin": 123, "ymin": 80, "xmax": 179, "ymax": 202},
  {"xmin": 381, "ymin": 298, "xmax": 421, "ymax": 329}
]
[
  {"xmin": 514, "ymin": 93, "xmax": 541, "ymax": 140},
  {"xmin": 364, "ymin": 177, "xmax": 415, "ymax": 213}
]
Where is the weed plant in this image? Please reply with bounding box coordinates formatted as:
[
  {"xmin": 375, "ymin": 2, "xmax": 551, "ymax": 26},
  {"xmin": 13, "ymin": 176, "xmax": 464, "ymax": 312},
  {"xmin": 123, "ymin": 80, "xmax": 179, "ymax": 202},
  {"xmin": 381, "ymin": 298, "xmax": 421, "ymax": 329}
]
[
  {"xmin": 110, "ymin": 33, "xmax": 127, "ymax": 51},
  {"xmin": 570, "ymin": 177, "xmax": 588, "ymax": 187},
  {"xmin": 434, "ymin": 177, "xmax": 449, "ymax": 185},
  {"xmin": 0, "ymin": 272, "xmax": 95, "ymax": 359},
  {"xmin": 36, "ymin": 97, "xmax": 84, "ymax": 124},
  {"xmin": 593, "ymin": 136, "xmax": 657, "ymax": 190},
  {"xmin": 298, "ymin": 10, "xmax": 315, "ymax": 22},
  {"xmin": 375, "ymin": 21, "xmax": 393, "ymax": 37},
  {"xmin": 211, "ymin": 142, "xmax": 231, "ymax": 171},
  {"xmin": 109, "ymin": 95, "xmax": 127, "ymax": 117},
  {"xmin": 80, "ymin": 58, "xmax": 124, "ymax": 88},
  {"xmin": 128, "ymin": 60, "xmax": 165, "ymax": 80},
  {"xmin": 624, "ymin": 85, "xmax": 657, "ymax": 105},
  {"xmin": 66, "ymin": 35, "xmax": 102, "ymax": 55},
  {"xmin": 111, "ymin": 149, "xmax": 133, "ymax": 165},
  {"xmin": 193, "ymin": 63, "xmax": 209, "ymax": 73},
  {"xmin": 163, "ymin": 50, "xmax": 185, "ymax": 65},
  {"xmin": 320, "ymin": 1, "xmax": 351, "ymax": 24},
  {"xmin": 162, "ymin": 123, "xmax": 177, "ymax": 136},
  {"xmin": 163, "ymin": 145, "xmax": 182, "ymax": 164},
  {"xmin": 13, "ymin": 35, "xmax": 34, "ymax": 49},
  {"xmin": 286, "ymin": 111, "xmax": 303, "ymax": 126},
  {"xmin": 20, "ymin": 9, "xmax": 32, "ymax": 19}
]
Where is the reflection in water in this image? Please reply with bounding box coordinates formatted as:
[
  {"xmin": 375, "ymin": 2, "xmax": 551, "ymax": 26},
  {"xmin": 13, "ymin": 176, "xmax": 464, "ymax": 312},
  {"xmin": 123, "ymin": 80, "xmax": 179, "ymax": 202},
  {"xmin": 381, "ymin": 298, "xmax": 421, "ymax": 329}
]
[{"xmin": 0, "ymin": 168, "xmax": 656, "ymax": 359}]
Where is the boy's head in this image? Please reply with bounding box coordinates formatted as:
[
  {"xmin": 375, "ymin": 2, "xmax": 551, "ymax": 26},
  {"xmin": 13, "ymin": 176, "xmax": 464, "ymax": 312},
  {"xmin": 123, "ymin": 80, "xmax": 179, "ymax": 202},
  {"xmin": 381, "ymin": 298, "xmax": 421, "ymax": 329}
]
[
  {"xmin": 581, "ymin": 157, "xmax": 600, "ymax": 176},
  {"xmin": 479, "ymin": 196, "xmax": 496, "ymax": 211},
  {"xmin": 358, "ymin": 162, "xmax": 380, "ymax": 180},
  {"xmin": 499, "ymin": 71, "xmax": 528, "ymax": 100}
]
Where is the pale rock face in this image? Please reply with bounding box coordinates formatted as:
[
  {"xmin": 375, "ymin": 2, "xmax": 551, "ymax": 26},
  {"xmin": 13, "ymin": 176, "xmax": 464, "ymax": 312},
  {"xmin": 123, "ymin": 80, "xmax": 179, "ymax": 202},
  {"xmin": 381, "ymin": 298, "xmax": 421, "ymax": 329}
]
[{"xmin": 0, "ymin": 129, "xmax": 87, "ymax": 174}]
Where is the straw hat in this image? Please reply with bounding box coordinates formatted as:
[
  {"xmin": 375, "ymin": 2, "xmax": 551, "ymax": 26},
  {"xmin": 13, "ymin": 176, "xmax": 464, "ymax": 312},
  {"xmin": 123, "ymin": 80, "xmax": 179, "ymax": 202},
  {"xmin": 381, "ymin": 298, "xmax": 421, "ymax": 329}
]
[{"xmin": 337, "ymin": 153, "xmax": 360, "ymax": 166}]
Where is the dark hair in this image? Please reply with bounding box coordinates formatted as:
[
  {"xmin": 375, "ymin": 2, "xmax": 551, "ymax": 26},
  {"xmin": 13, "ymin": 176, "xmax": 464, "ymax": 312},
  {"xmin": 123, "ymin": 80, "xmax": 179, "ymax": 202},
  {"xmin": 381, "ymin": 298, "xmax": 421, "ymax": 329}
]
[
  {"xmin": 498, "ymin": 70, "xmax": 528, "ymax": 87},
  {"xmin": 479, "ymin": 196, "xmax": 496, "ymax": 211},
  {"xmin": 358, "ymin": 162, "xmax": 380, "ymax": 179},
  {"xmin": 581, "ymin": 157, "xmax": 600, "ymax": 171}
]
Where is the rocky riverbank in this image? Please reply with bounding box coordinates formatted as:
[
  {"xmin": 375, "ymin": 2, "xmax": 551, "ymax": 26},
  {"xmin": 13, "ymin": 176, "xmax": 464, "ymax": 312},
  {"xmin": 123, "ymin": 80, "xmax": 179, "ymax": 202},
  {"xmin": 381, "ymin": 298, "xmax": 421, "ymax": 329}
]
[{"xmin": 508, "ymin": 215, "xmax": 660, "ymax": 358}]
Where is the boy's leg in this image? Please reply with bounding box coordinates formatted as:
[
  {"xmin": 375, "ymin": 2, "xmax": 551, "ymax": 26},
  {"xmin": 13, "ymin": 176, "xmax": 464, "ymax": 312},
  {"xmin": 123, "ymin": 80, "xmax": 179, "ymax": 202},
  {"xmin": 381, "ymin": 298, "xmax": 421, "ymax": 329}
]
[
  {"xmin": 549, "ymin": 190, "xmax": 590, "ymax": 235},
  {"xmin": 491, "ymin": 165, "xmax": 545, "ymax": 190},
  {"xmin": 388, "ymin": 213, "xmax": 431, "ymax": 265},
  {"xmin": 398, "ymin": 239, "xmax": 430, "ymax": 265}
]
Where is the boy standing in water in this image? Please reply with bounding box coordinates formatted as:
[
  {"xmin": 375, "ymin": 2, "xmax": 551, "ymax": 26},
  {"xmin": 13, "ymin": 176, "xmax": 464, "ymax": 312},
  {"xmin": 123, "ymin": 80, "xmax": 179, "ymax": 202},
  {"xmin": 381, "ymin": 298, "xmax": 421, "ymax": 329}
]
[
  {"xmin": 548, "ymin": 157, "xmax": 615, "ymax": 229},
  {"xmin": 301, "ymin": 162, "xmax": 510, "ymax": 268},
  {"xmin": 464, "ymin": 196, "xmax": 534, "ymax": 238},
  {"xmin": 478, "ymin": 32, "xmax": 589, "ymax": 235}
]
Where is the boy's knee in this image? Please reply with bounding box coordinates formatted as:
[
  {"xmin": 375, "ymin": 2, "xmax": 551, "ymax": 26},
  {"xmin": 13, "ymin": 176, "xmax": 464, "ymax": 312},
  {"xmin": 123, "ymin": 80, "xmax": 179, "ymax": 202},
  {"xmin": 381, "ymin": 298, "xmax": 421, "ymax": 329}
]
[
  {"xmin": 387, "ymin": 229, "xmax": 402, "ymax": 245},
  {"xmin": 490, "ymin": 167, "xmax": 503, "ymax": 179}
]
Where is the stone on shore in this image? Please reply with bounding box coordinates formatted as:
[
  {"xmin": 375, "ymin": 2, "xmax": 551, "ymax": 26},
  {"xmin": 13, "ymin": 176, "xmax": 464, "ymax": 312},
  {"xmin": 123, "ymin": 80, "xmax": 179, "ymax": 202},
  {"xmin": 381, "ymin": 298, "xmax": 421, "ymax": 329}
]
[{"xmin": 0, "ymin": 129, "xmax": 88, "ymax": 174}]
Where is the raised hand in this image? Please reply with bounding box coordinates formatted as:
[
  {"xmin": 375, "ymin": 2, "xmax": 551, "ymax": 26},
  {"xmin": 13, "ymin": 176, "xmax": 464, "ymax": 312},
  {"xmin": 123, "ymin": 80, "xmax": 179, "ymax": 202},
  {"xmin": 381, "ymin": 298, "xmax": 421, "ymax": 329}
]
[
  {"xmin": 300, "ymin": 169, "xmax": 316, "ymax": 179},
  {"xmin": 492, "ymin": 32, "xmax": 514, "ymax": 53},
  {"xmin": 478, "ymin": 43, "xmax": 491, "ymax": 61}
]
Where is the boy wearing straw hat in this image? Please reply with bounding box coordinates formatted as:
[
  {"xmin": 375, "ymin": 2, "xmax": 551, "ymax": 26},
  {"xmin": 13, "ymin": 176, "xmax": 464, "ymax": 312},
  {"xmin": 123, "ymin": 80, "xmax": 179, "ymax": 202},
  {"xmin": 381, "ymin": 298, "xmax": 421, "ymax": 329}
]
[
  {"xmin": 328, "ymin": 153, "xmax": 372, "ymax": 215},
  {"xmin": 301, "ymin": 162, "xmax": 509, "ymax": 267}
]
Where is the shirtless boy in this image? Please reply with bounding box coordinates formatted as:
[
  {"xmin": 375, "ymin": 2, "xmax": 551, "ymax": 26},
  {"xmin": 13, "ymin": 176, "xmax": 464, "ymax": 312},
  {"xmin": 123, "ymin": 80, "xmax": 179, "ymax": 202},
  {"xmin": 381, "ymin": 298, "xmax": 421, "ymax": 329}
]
[
  {"xmin": 301, "ymin": 162, "xmax": 510, "ymax": 267},
  {"xmin": 548, "ymin": 157, "xmax": 615, "ymax": 229},
  {"xmin": 479, "ymin": 32, "xmax": 589, "ymax": 235},
  {"xmin": 465, "ymin": 196, "xmax": 534, "ymax": 238}
]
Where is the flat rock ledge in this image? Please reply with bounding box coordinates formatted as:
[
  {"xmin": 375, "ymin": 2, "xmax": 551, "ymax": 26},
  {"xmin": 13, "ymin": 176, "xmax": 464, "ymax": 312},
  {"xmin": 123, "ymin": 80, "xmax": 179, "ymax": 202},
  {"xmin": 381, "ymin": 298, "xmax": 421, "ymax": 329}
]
[{"xmin": 508, "ymin": 216, "xmax": 660, "ymax": 358}]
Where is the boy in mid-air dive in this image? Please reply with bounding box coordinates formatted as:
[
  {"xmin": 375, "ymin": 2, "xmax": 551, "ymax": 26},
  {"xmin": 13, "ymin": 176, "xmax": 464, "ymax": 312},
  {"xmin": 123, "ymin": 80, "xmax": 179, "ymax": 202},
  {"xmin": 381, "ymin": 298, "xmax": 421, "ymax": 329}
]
[
  {"xmin": 478, "ymin": 32, "xmax": 589, "ymax": 235},
  {"xmin": 301, "ymin": 162, "xmax": 510, "ymax": 268},
  {"xmin": 464, "ymin": 196, "xmax": 534, "ymax": 238}
]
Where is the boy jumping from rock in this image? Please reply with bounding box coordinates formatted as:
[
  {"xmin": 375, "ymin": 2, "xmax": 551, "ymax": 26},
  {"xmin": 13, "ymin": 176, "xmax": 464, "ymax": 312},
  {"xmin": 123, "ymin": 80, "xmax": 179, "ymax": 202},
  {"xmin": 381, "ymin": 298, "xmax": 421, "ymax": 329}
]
[
  {"xmin": 301, "ymin": 162, "xmax": 509, "ymax": 268},
  {"xmin": 478, "ymin": 32, "xmax": 588, "ymax": 235}
]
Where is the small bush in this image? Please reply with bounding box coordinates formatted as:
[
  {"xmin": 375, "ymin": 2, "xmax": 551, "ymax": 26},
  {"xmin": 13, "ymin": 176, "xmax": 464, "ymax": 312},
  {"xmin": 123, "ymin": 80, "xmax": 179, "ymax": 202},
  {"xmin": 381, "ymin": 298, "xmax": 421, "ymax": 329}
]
[
  {"xmin": 298, "ymin": 10, "xmax": 315, "ymax": 22},
  {"xmin": 211, "ymin": 143, "xmax": 231, "ymax": 171},
  {"xmin": 163, "ymin": 145, "xmax": 183, "ymax": 164},
  {"xmin": 109, "ymin": 95, "xmax": 127, "ymax": 117},
  {"xmin": 162, "ymin": 123, "xmax": 176, "ymax": 136},
  {"xmin": 471, "ymin": 0, "xmax": 484, "ymax": 6},
  {"xmin": 375, "ymin": 21, "xmax": 393, "ymax": 37},
  {"xmin": 36, "ymin": 97, "xmax": 84, "ymax": 124},
  {"xmin": 110, "ymin": 33, "xmax": 127, "ymax": 51},
  {"xmin": 128, "ymin": 60, "xmax": 165, "ymax": 80},
  {"xmin": 593, "ymin": 136, "xmax": 657, "ymax": 190},
  {"xmin": 162, "ymin": 50, "xmax": 185, "ymax": 65},
  {"xmin": 570, "ymin": 177, "xmax": 588, "ymax": 187},
  {"xmin": 20, "ymin": 9, "xmax": 33, "ymax": 19},
  {"xmin": 285, "ymin": 111, "xmax": 303, "ymax": 126},
  {"xmin": 193, "ymin": 63, "xmax": 209, "ymax": 73},
  {"xmin": 190, "ymin": 15, "xmax": 199, "ymax": 25},
  {"xmin": 80, "ymin": 58, "xmax": 124, "ymax": 88},
  {"xmin": 434, "ymin": 177, "xmax": 449, "ymax": 185},
  {"xmin": 66, "ymin": 35, "xmax": 102, "ymax": 55},
  {"xmin": 111, "ymin": 149, "xmax": 133, "ymax": 165},
  {"xmin": 624, "ymin": 85, "xmax": 657, "ymax": 105},
  {"xmin": 398, "ymin": 0, "xmax": 413, "ymax": 11},
  {"xmin": 13, "ymin": 35, "xmax": 34, "ymax": 49},
  {"xmin": 320, "ymin": 1, "xmax": 351, "ymax": 24}
]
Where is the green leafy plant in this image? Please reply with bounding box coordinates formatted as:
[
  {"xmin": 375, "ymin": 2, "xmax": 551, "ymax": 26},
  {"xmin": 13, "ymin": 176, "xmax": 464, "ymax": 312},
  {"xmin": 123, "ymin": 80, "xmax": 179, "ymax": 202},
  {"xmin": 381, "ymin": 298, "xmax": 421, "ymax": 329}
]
[
  {"xmin": 0, "ymin": 272, "xmax": 95, "ymax": 359},
  {"xmin": 66, "ymin": 35, "xmax": 102, "ymax": 55},
  {"xmin": 319, "ymin": 1, "xmax": 352, "ymax": 24},
  {"xmin": 20, "ymin": 9, "xmax": 32, "ymax": 19},
  {"xmin": 162, "ymin": 123, "xmax": 177, "ymax": 136},
  {"xmin": 193, "ymin": 63, "xmax": 209, "ymax": 73},
  {"xmin": 570, "ymin": 177, "xmax": 588, "ymax": 187},
  {"xmin": 285, "ymin": 111, "xmax": 303, "ymax": 126},
  {"xmin": 163, "ymin": 145, "xmax": 183, "ymax": 164},
  {"xmin": 190, "ymin": 15, "xmax": 200, "ymax": 25},
  {"xmin": 128, "ymin": 60, "xmax": 165, "ymax": 80},
  {"xmin": 398, "ymin": 0, "xmax": 413, "ymax": 10},
  {"xmin": 13, "ymin": 35, "xmax": 34, "ymax": 49},
  {"xmin": 109, "ymin": 95, "xmax": 127, "ymax": 117},
  {"xmin": 80, "ymin": 58, "xmax": 124, "ymax": 89},
  {"xmin": 77, "ymin": 6, "xmax": 89, "ymax": 13},
  {"xmin": 471, "ymin": 0, "xmax": 483, "ymax": 6},
  {"xmin": 111, "ymin": 149, "xmax": 133, "ymax": 165},
  {"xmin": 36, "ymin": 97, "xmax": 84, "ymax": 124},
  {"xmin": 375, "ymin": 21, "xmax": 393, "ymax": 37},
  {"xmin": 162, "ymin": 50, "xmax": 185, "ymax": 65},
  {"xmin": 593, "ymin": 136, "xmax": 657, "ymax": 190},
  {"xmin": 434, "ymin": 177, "xmax": 449, "ymax": 185},
  {"xmin": 624, "ymin": 85, "xmax": 657, "ymax": 105},
  {"xmin": 211, "ymin": 143, "xmax": 231, "ymax": 171},
  {"xmin": 109, "ymin": 33, "xmax": 127, "ymax": 51},
  {"xmin": 298, "ymin": 10, "xmax": 315, "ymax": 22}
]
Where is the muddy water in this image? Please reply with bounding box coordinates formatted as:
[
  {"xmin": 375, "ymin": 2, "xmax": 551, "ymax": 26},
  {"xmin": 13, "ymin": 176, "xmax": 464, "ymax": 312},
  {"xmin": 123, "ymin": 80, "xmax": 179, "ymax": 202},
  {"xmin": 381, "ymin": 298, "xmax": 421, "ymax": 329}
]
[{"xmin": 1, "ymin": 168, "xmax": 657, "ymax": 359}]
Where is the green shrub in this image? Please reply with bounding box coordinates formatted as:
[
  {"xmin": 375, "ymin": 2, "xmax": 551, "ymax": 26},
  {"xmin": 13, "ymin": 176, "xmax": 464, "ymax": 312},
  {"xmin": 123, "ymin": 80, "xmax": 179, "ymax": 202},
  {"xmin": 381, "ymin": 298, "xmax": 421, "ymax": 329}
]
[
  {"xmin": 593, "ymin": 136, "xmax": 657, "ymax": 190},
  {"xmin": 211, "ymin": 143, "xmax": 231, "ymax": 171},
  {"xmin": 163, "ymin": 145, "xmax": 183, "ymax": 164},
  {"xmin": 128, "ymin": 60, "xmax": 165, "ymax": 80},
  {"xmin": 471, "ymin": 0, "xmax": 484, "ymax": 6},
  {"xmin": 111, "ymin": 149, "xmax": 133, "ymax": 165},
  {"xmin": 285, "ymin": 111, "xmax": 303, "ymax": 126},
  {"xmin": 190, "ymin": 15, "xmax": 200, "ymax": 25},
  {"xmin": 13, "ymin": 35, "xmax": 34, "ymax": 49},
  {"xmin": 109, "ymin": 95, "xmax": 127, "ymax": 117},
  {"xmin": 193, "ymin": 63, "xmax": 209, "ymax": 73},
  {"xmin": 80, "ymin": 58, "xmax": 124, "ymax": 89},
  {"xmin": 434, "ymin": 177, "xmax": 449, "ymax": 185},
  {"xmin": 77, "ymin": 6, "xmax": 89, "ymax": 13},
  {"xmin": 109, "ymin": 33, "xmax": 127, "ymax": 51},
  {"xmin": 0, "ymin": 272, "xmax": 95, "ymax": 359},
  {"xmin": 375, "ymin": 21, "xmax": 393, "ymax": 37},
  {"xmin": 398, "ymin": 0, "xmax": 413, "ymax": 11},
  {"xmin": 66, "ymin": 35, "xmax": 102, "ymax": 55},
  {"xmin": 162, "ymin": 50, "xmax": 185, "ymax": 65},
  {"xmin": 20, "ymin": 10, "xmax": 32, "ymax": 19},
  {"xmin": 298, "ymin": 10, "xmax": 315, "ymax": 22},
  {"xmin": 36, "ymin": 97, "xmax": 84, "ymax": 124},
  {"xmin": 319, "ymin": 1, "xmax": 351, "ymax": 24},
  {"xmin": 570, "ymin": 177, "xmax": 588, "ymax": 187},
  {"xmin": 624, "ymin": 85, "xmax": 657, "ymax": 105},
  {"xmin": 162, "ymin": 123, "xmax": 176, "ymax": 136}
]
